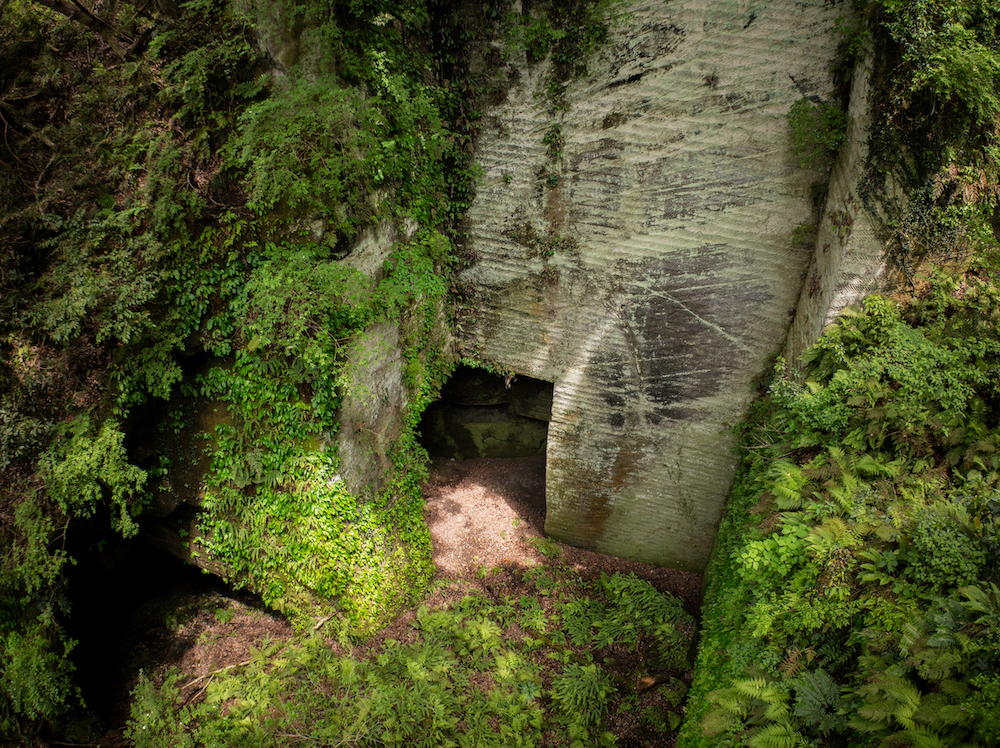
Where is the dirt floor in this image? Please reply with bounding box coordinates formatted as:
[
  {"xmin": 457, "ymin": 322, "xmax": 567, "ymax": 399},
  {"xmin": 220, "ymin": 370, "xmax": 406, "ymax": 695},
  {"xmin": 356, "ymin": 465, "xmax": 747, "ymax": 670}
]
[
  {"xmin": 422, "ymin": 456, "xmax": 704, "ymax": 615},
  {"xmin": 94, "ymin": 456, "xmax": 703, "ymax": 746}
]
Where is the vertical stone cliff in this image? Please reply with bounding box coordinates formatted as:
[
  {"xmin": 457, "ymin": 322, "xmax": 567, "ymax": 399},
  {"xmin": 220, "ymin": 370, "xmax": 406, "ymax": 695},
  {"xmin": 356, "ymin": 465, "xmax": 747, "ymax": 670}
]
[
  {"xmin": 458, "ymin": 0, "xmax": 865, "ymax": 571},
  {"xmin": 784, "ymin": 46, "xmax": 890, "ymax": 365}
]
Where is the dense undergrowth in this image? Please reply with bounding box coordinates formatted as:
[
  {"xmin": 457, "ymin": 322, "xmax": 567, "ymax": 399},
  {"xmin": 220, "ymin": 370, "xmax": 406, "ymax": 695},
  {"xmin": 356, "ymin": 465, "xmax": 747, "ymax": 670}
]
[
  {"xmin": 0, "ymin": 0, "xmax": 624, "ymax": 740},
  {"xmin": 126, "ymin": 567, "xmax": 693, "ymax": 747},
  {"xmin": 680, "ymin": 272, "xmax": 1000, "ymax": 747},
  {"xmin": 4, "ymin": 0, "xmax": 1000, "ymax": 742},
  {"xmin": 0, "ymin": 0, "xmax": 480, "ymax": 736}
]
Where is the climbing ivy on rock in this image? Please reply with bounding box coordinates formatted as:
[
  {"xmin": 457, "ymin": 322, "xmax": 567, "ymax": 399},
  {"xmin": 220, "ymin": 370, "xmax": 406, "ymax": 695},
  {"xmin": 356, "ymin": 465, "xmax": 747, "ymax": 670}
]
[{"xmin": 0, "ymin": 0, "xmax": 476, "ymax": 737}]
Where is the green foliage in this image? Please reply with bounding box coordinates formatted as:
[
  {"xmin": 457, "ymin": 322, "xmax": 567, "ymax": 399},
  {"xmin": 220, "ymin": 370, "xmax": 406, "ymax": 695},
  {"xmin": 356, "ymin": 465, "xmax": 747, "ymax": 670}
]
[
  {"xmin": 791, "ymin": 669, "xmax": 847, "ymax": 738},
  {"xmin": 527, "ymin": 535, "xmax": 563, "ymax": 558},
  {"xmin": 25, "ymin": 211, "xmax": 162, "ymax": 346},
  {"xmin": 37, "ymin": 415, "xmax": 147, "ymax": 537},
  {"xmin": 149, "ymin": 0, "xmax": 264, "ymax": 129},
  {"xmin": 544, "ymin": 123, "xmax": 564, "ymax": 159},
  {"xmin": 791, "ymin": 223, "xmax": 816, "ymax": 247},
  {"xmin": 701, "ymin": 677, "xmax": 799, "ymax": 743},
  {"xmin": 0, "ymin": 0, "xmax": 474, "ymax": 738},
  {"xmin": 551, "ymin": 663, "xmax": 615, "ymax": 725},
  {"xmin": 859, "ymin": 0, "xmax": 1000, "ymax": 275},
  {"xmin": 125, "ymin": 571, "xmax": 693, "ymax": 746},
  {"xmin": 736, "ymin": 525, "xmax": 809, "ymax": 582},
  {"xmin": 907, "ymin": 508, "xmax": 986, "ymax": 589},
  {"xmin": 240, "ymin": 243, "xmax": 372, "ymax": 371},
  {"xmin": 0, "ymin": 616, "xmax": 80, "ymax": 729},
  {"xmin": 225, "ymin": 82, "xmax": 383, "ymax": 224},
  {"xmin": 220, "ymin": 4, "xmax": 462, "ymax": 234},
  {"xmin": 2, "ymin": 495, "xmax": 65, "ymax": 609},
  {"xmin": 126, "ymin": 671, "xmax": 193, "ymax": 748},
  {"xmin": 964, "ymin": 673, "xmax": 1000, "ymax": 738},
  {"xmin": 787, "ymin": 98, "xmax": 848, "ymax": 172},
  {"xmin": 0, "ymin": 404, "xmax": 51, "ymax": 473},
  {"xmin": 192, "ymin": 350, "xmax": 432, "ymax": 629},
  {"xmin": 188, "ymin": 225, "xmax": 452, "ymax": 627},
  {"xmin": 682, "ymin": 257, "xmax": 1000, "ymax": 747},
  {"xmin": 505, "ymin": 0, "xmax": 622, "ymax": 74},
  {"xmin": 875, "ymin": 0, "xmax": 1000, "ymax": 131}
]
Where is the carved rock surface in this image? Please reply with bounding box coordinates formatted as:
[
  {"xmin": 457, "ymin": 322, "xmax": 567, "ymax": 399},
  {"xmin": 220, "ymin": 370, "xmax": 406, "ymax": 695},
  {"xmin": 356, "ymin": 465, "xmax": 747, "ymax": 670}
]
[{"xmin": 458, "ymin": 0, "xmax": 852, "ymax": 570}]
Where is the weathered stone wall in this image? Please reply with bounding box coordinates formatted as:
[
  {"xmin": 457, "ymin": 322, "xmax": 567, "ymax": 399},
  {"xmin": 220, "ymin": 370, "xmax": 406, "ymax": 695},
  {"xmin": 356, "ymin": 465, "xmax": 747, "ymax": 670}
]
[
  {"xmin": 458, "ymin": 0, "xmax": 852, "ymax": 571},
  {"xmin": 784, "ymin": 47, "xmax": 891, "ymax": 365}
]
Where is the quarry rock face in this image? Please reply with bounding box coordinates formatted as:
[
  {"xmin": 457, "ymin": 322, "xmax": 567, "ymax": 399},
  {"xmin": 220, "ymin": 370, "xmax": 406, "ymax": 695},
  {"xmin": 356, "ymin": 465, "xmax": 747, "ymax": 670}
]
[
  {"xmin": 784, "ymin": 46, "xmax": 891, "ymax": 365},
  {"xmin": 458, "ymin": 0, "xmax": 884, "ymax": 571}
]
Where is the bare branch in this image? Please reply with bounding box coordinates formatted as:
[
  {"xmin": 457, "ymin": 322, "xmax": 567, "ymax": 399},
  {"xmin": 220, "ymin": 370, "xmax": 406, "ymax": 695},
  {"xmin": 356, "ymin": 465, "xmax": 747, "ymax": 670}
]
[{"xmin": 31, "ymin": 0, "xmax": 130, "ymax": 57}]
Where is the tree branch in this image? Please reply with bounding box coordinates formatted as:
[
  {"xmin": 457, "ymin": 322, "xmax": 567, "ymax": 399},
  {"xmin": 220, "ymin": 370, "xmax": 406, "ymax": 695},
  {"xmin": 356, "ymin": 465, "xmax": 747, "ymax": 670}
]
[{"xmin": 31, "ymin": 0, "xmax": 130, "ymax": 57}]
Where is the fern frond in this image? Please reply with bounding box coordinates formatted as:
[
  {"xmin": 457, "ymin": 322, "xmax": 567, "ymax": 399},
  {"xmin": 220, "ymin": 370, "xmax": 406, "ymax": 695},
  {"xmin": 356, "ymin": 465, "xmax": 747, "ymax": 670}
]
[
  {"xmin": 851, "ymin": 672, "xmax": 922, "ymax": 732},
  {"xmin": 734, "ymin": 678, "xmax": 771, "ymax": 698},
  {"xmin": 856, "ymin": 452, "xmax": 894, "ymax": 477},
  {"xmin": 779, "ymin": 647, "xmax": 815, "ymax": 678},
  {"xmin": 960, "ymin": 582, "xmax": 1000, "ymax": 620},
  {"xmin": 745, "ymin": 722, "xmax": 805, "ymax": 748},
  {"xmin": 883, "ymin": 725, "xmax": 949, "ymax": 747},
  {"xmin": 914, "ymin": 690, "xmax": 973, "ymax": 730},
  {"xmin": 700, "ymin": 707, "xmax": 744, "ymax": 736},
  {"xmin": 708, "ymin": 687, "xmax": 751, "ymax": 716},
  {"xmin": 815, "ymin": 516, "xmax": 861, "ymax": 547},
  {"xmin": 761, "ymin": 697, "xmax": 791, "ymax": 723}
]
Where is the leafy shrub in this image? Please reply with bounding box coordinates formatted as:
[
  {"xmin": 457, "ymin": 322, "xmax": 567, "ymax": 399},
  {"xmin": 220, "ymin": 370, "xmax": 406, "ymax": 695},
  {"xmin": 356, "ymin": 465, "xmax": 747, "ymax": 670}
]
[
  {"xmin": 682, "ymin": 262, "xmax": 1000, "ymax": 747},
  {"xmin": 0, "ymin": 619, "xmax": 79, "ymax": 727},
  {"xmin": 907, "ymin": 509, "xmax": 986, "ymax": 589},
  {"xmin": 0, "ymin": 406, "xmax": 51, "ymax": 472},
  {"xmin": 36, "ymin": 415, "xmax": 147, "ymax": 537},
  {"xmin": 736, "ymin": 525, "xmax": 810, "ymax": 582},
  {"xmin": 125, "ymin": 671, "xmax": 193, "ymax": 748},
  {"xmin": 877, "ymin": 0, "xmax": 1000, "ymax": 131},
  {"xmin": 225, "ymin": 81, "xmax": 384, "ymax": 225},
  {"xmin": 25, "ymin": 212, "xmax": 161, "ymax": 347},
  {"xmin": 550, "ymin": 663, "xmax": 615, "ymax": 724},
  {"xmin": 149, "ymin": 0, "xmax": 264, "ymax": 129},
  {"xmin": 860, "ymin": 0, "xmax": 1000, "ymax": 274},
  {"xmin": 240, "ymin": 243, "xmax": 372, "ymax": 372}
]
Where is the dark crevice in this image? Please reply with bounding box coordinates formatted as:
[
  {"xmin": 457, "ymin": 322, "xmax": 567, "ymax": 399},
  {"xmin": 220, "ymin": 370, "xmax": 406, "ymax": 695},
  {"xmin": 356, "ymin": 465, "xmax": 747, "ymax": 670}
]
[
  {"xmin": 418, "ymin": 364, "xmax": 553, "ymax": 461},
  {"xmin": 60, "ymin": 530, "xmax": 229, "ymax": 724}
]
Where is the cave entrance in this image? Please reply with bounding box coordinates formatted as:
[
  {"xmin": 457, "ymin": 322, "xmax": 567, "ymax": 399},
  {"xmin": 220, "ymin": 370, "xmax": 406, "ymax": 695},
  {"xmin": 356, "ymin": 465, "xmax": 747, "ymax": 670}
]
[
  {"xmin": 418, "ymin": 364, "xmax": 552, "ymax": 522},
  {"xmin": 61, "ymin": 529, "xmax": 227, "ymax": 723},
  {"xmin": 420, "ymin": 364, "xmax": 553, "ymax": 461}
]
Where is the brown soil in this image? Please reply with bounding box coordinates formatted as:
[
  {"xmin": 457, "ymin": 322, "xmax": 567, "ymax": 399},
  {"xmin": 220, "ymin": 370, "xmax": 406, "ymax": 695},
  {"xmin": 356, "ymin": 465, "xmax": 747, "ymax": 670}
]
[
  {"xmin": 422, "ymin": 456, "xmax": 704, "ymax": 616},
  {"xmin": 95, "ymin": 590, "xmax": 296, "ymax": 747}
]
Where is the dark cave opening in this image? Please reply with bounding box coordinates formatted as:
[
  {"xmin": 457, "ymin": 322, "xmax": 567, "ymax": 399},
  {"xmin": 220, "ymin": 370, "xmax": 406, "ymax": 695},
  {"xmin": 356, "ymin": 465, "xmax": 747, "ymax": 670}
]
[
  {"xmin": 419, "ymin": 364, "xmax": 553, "ymax": 460},
  {"xmin": 60, "ymin": 526, "xmax": 227, "ymax": 725},
  {"xmin": 418, "ymin": 364, "xmax": 553, "ymax": 521}
]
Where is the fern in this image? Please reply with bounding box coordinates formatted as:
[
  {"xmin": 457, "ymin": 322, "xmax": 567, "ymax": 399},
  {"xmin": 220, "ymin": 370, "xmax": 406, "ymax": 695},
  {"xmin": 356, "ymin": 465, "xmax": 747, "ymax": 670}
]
[
  {"xmin": 558, "ymin": 598, "xmax": 604, "ymax": 647},
  {"xmin": 703, "ymin": 677, "xmax": 798, "ymax": 742},
  {"xmin": 770, "ymin": 461, "xmax": 808, "ymax": 510},
  {"xmin": 550, "ymin": 663, "xmax": 615, "ymax": 726},
  {"xmin": 746, "ymin": 722, "xmax": 806, "ymax": 748},
  {"xmin": 850, "ymin": 672, "xmax": 922, "ymax": 733},
  {"xmin": 790, "ymin": 669, "xmax": 846, "ymax": 738},
  {"xmin": 882, "ymin": 726, "xmax": 950, "ymax": 748}
]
